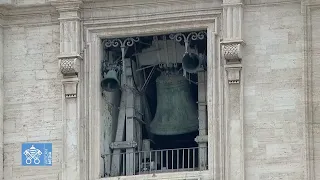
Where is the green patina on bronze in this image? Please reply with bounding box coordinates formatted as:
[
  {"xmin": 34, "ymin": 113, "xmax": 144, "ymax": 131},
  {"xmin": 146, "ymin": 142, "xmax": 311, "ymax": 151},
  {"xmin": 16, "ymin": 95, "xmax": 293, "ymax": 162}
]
[{"xmin": 150, "ymin": 74, "xmax": 199, "ymax": 135}]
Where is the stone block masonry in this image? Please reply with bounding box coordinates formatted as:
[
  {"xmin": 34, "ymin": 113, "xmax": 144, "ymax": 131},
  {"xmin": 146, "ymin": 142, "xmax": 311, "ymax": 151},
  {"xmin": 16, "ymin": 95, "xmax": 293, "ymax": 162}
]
[
  {"xmin": 243, "ymin": 2, "xmax": 307, "ymax": 180},
  {"xmin": 3, "ymin": 24, "xmax": 62, "ymax": 180}
]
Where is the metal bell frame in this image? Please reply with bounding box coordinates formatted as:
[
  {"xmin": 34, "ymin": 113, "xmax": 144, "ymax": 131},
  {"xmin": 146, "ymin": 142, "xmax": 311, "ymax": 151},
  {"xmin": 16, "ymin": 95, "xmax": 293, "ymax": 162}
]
[
  {"xmin": 103, "ymin": 37, "xmax": 140, "ymax": 88},
  {"xmin": 169, "ymin": 31, "xmax": 207, "ymax": 76},
  {"xmin": 101, "ymin": 31, "xmax": 207, "ymax": 90}
]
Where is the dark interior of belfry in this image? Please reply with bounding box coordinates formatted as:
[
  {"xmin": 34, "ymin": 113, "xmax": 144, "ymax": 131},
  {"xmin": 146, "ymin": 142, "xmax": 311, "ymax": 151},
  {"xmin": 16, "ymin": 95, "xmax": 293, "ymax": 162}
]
[{"xmin": 101, "ymin": 31, "xmax": 208, "ymax": 174}]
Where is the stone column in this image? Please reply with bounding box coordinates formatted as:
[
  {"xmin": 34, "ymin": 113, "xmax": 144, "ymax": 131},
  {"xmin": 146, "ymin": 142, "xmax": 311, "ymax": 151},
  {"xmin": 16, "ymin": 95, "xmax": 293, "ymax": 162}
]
[
  {"xmin": 0, "ymin": 11, "xmax": 4, "ymax": 180},
  {"xmin": 221, "ymin": 0, "xmax": 244, "ymax": 180},
  {"xmin": 52, "ymin": 1, "xmax": 83, "ymax": 180}
]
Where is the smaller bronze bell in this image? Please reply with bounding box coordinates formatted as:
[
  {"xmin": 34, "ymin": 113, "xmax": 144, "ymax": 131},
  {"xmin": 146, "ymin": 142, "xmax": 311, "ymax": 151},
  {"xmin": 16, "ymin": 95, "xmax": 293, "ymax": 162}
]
[
  {"xmin": 101, "ymin": 70, "xmax": 120, "ymax": 92},
  {"xmin": 182, "ymin": 53, "xmax": 202, "ymax": 73}
]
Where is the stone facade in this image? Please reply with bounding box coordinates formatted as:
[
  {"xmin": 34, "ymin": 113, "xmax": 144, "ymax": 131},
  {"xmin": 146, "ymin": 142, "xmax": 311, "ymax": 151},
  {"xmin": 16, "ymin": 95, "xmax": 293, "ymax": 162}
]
[{"xmin": 0, "ymin": 0, "xmax": 318, "ymax": 180}]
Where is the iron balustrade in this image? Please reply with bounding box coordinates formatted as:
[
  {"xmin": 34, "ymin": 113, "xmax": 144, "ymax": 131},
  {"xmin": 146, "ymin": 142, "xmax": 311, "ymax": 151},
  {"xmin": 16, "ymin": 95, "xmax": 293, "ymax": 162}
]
[{"xmin": 101, "ymin": 147, "xmax": 208, "ymax": 177}]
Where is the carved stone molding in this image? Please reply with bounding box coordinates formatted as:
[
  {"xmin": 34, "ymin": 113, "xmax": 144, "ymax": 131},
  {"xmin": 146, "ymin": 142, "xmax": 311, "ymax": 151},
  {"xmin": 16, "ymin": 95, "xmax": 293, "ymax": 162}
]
[
  {"xmin": 302, "ymin": 2, "xmax": 318, "ymax": 180},
  {"xmin": 226, "ymin": 67, "xmax": 241, "ymax": 84},
  {"xmin": 51, "ymin": 0, "xmax": 83, "ymax": 13},
  {"xmin": 53, "ymin": 2, "xmax": 83, "ymax": 180},
  {"xmin": 222, "ymin": 43, "xmax": 242, "ymax": 64},
  {"xmin": 62, "ymin": 78, "xmax": 79, "ymax": 98},
  {"xmin": 59, "ymin": 57, "xmax": 80, "ymax": 77},
  {"xmin": 85, "ymin": 14, "xmax": 219, "ymax": 179}
]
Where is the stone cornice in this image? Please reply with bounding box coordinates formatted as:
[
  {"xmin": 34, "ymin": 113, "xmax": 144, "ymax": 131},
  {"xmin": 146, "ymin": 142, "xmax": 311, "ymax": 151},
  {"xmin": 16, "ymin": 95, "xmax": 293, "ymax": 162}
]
[
  {"xmin": 245, "ymin": 0, "xmax": 301, "ymax": 6},
  {"xmin": 51, "ymin": 0, "xmax": 83, "ymax": 12},
  {"xmin": 82, "ymin": 0, "xmax": 221, "ymax": 8},
  {"xmin": 0, "ymin": 3, "xmax": 58, "ymax": 27},
  {"xmin": 0, "ymin": 1, "xmax": 83, "ymax": 20}
]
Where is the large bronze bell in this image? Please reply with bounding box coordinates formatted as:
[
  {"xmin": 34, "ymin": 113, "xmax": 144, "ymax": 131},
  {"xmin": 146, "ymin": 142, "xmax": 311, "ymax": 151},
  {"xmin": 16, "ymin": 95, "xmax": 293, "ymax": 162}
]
[
  {"xmin": 150, "ymin": 74, "xmax": 199, "ymax": 135},
  {"xmin": 101, "ymin": 69, "xmax": 120, "ymax": 92}
]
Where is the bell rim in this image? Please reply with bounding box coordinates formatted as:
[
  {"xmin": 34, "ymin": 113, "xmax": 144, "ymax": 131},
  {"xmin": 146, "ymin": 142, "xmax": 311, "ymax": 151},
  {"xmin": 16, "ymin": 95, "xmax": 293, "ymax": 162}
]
[{"xmin": 182, "ymin": 52, "xmax": 201, "ymax": 73}]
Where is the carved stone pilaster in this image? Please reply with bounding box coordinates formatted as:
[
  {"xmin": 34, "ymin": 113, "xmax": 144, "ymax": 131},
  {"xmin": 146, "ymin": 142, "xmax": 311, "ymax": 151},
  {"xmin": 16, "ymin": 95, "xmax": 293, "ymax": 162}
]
[
  {"xmin": 223, "ymin": 65, "xmax": 244, "ymax": 180},
  {"xmin": 52, "ymin": 1, "xmax": 83, "ymax": 180},
  {"xmin": 222, "ymin": 1, "xmax": 244, "ymax": 180}
]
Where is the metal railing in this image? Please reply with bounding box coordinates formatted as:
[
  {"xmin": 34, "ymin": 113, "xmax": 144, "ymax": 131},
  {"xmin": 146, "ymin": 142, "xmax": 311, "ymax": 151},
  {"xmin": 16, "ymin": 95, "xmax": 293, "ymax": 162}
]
[{"xmin": 102, "ymin": 147, "xmax": 208, "ymax": 177}]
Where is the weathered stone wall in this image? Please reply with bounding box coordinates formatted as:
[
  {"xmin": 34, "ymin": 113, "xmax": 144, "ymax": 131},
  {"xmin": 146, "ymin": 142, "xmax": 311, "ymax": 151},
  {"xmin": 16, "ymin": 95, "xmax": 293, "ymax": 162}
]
[
  {"xmin": 243, "ymin": 2, "xmax": 306, "ymax": 179},
  {"xmin": 3, "ymin": 24, "xmax": 62, "ymax": 179}
]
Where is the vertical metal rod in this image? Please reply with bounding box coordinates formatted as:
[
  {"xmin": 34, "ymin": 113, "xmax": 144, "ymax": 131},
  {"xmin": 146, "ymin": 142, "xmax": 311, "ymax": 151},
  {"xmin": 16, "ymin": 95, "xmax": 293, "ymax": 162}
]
[
  {"xmin": 164, "ymin": 35, "xmax": 169, "ymax": 66},
  {"xmin": 133, "ymin": 152, "xmax": 136, "ymax": 175},
  {"xmin": 166, "ymin": 150, "xmax": 168, "ymax": 170},
  {"xmin": 143, "ymin": 151, "xmax": 146, "ymax": 171},
  {"xmin": 188, "ymin": 149, "xmax": 190, "ymax": 169},
  {"xmin": 161, "ymin": 151, "xmax": 163, "ymax": 172},
  {"xmin": 171, "ymin": 150, "xmax": 174, "ymax": 171},
  {"xmin": 173, "ymin": 39, "xmax": 177, "ymax": 64},
  {"xmin": 122, "ymin": 153, "xmax": 125, "ymax": 175},
  {"xmin": 155, "ymin": 151, "xmax": 158, "ymax": 170},
  {"xmin": 184, "ymin": 40, "xmax": 189, "ymax": 53},
  {"xmin": 193, "ymin": 148, "xmax": 195, "ymax": 171},
  {"xmin": 129, "ymin": 152, "xmax": 132, "ymax": 175},
  {"xmin": 102, "ymin": 156, "xmax": 105, "ymax": 177},
  {"xmin": 177, "ymin": 149, "xmax": 179, "ymax": 170},
  {"xmin": 149, "ymin": 151, "xmax": 152, "ymax": 174},
  {"xmin": 121, "ymin": 46, "xmax": 126, "ymax": 86},
  {"xmin": 182, "ymin": 149, "xmax": 185, "ymax": 169},
  {"xmin": 138, "ymin": 152, "xmax": 141, "ymax": 174},
  {"xmin": 183, "ymin": 39, "xmax": 189, "ymax": 77}
]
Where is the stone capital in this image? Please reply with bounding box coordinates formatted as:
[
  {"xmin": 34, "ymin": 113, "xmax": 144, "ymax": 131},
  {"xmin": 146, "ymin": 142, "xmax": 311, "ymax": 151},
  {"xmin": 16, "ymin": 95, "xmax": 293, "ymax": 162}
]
[
  {"xmin": 222, "ymin": 42, "xmax": 243, "ymax": 64},
  {"xmin": 51, "ymin": 0, "xmax": 83, "ymax": 12},
  {"xmin": 58, "ymin": 55, "xmax": 81, "ymax": 77}
]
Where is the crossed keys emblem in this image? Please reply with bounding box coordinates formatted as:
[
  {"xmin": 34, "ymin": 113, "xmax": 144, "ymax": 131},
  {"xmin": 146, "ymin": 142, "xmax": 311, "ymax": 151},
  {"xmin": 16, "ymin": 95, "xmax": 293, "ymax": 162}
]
[{"xmin": 23, "ymin": 145, "xmax": 42, "ymax": 164}]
